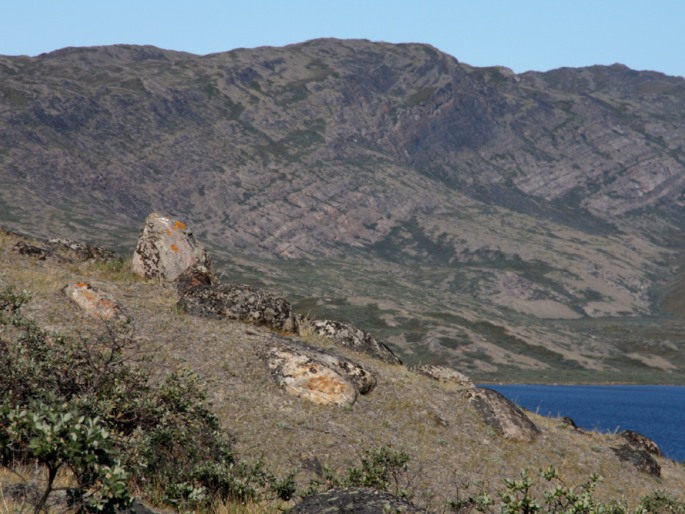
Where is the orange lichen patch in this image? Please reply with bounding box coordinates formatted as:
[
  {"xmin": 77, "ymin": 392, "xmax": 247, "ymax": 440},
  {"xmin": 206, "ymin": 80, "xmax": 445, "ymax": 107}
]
[
  {"xmin": 170, "ymin": 244, "xmax": 179, "ymax": 253},
  {"xmin": 174, "ymin": 220, "xmax": 187, "ymax": 231},
  {"xmin": 75, "ymin": 282, "xmax": 90, "ymax": 288},
  {"xmin": 305, "ymin": 375, "xmax": 348, "ymax": 395},
  {"xmin": 98, "ymin": 298, "xmax": 115, "ymax": 309}
]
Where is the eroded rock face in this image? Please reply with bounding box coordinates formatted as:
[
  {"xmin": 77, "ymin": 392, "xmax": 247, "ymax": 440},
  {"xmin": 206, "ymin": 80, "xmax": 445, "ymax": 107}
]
[
  {"xmin": 612, "ymin": 443, "xmax": 661, "ymax": 477},
  {"xmin": 262, "ymin": 336, "xmax": 377, "ymax": 407},
  {"xmin": 619, "ymin": 430, "xmax": 661, "ymax": 456},
  {"xmin": 178, "ymin": 283, "xmax": 296, "ymax": 332},
  {"xmin": 131, "ymin": 213, "xmax": 211, "ymax": 281},
  {"xmin": 291, "ymin": 487, "xmax": 426, "ymax": 513},
  {"xmin": 309, "ymin": 319, "xmax": 402, "ymax": 364},
  {"xmin": 63, "ymin": 283, "xmax": 131, "ymax": 325},
  {"xmin": 461, "ymin": 387, "xmax": 540, "ymax": 442},
  {"xmin": 411, "ymin": 364, "xmax": 474, "ymax": 388}
]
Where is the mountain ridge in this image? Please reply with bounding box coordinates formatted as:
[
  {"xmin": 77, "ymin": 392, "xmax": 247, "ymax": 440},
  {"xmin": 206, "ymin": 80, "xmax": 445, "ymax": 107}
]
[{"xmin": 1, "ymin": 39, "xmax": 685, "ymax": 381}]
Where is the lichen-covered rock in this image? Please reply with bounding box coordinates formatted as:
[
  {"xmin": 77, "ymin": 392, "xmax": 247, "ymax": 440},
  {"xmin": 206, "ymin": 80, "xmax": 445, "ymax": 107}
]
[
  {"xmin": 178, "ymin": 283, "xmax": 296, "ymax": 332},
  {"xmin": 13, "ymin": 238, "xmax": 119, "ymax": 263},
  {"xmin": 612, "ymin": 443, "xmax": 661, "ymax": 477},
  {"xmin": 619, "ymin": 430, "xmax": 661, "ymax": 456},
  {"xmin": 262, "ymin": 337, "xmax": 377, "ymax": 406},
  {"xmin": 411, "ymin": 364, "xmax": 474, "ymax": 388},
  {"xmin": 175, "ymin": 263, "xmax": 216, "ymax": 295},
  {"xmin": 131, "ymin": 213, "xmax": 212, "ymax": 281},
  {"xmin": 63, "ymin": 283, "xmax": 131, "ymax": 325},
  {"xmin": 461, "ymin": 387, "xmax": 540, "ymax": 442},
  {"xmin": 47, "ymin": 238, "xmax": 119, "ymax": 263},
  {"xmin": 309, "ymin": 319, "xmax": 402, "ymax": 364},
  {"xmin": 291, "ymin": 487, "xmax": 426, "ymax": 513}
]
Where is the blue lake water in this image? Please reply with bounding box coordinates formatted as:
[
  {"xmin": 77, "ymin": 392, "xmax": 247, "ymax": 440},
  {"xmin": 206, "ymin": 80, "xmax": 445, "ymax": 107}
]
[{"xmin": 484, "ymin": 384, "xmax": 685, "ymax": 462}]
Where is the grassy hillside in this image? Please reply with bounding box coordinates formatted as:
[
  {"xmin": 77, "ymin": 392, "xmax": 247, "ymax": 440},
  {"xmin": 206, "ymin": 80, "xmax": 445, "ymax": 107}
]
[{"xmin": 1, "ymin": 228, "xmax": 684, "ymax": 512}]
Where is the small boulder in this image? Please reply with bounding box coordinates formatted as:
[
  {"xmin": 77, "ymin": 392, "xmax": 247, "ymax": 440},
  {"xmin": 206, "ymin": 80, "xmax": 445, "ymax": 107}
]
[
  {"xmin": 309, "ymin": 319, "xmax": 402, "ymax": 364},
  {"xmin": 175, "ymin": 264, "xmax": 216, "ymax": 295},
  {"xmin": 63, "ymin": 283, "xmax": 131, "ymax": 325},
  {"xmin": 131, "ymin": 213, "xmax": 212, "ymax": 281},
  {"xmin": 411, "ymin": 364, "xmax": 474, "ymax": 388},
  {"xmin": 291, "ymin": 487, "xmax": 426, "ymax": 513},
  {"xmin": 560, "ymin": 416, "xmax": 580, "ymax": 430},
  {"xmin": 262, "ymin": 337, "xmax": 377, "ymax": 407},
  {"xmin": 619, "ymin": 430, "xmax": 661, "ymax": 456},
  {"xmin": 178, "ymin": 283, "xmax": 296, "ymax": 333},
  {"xmin": 612, "ymin": 443, "xmax": 661, "ymax": 477},
  {"xmin": 461, "ymin": 387, "xmax": 540, "ymax": 442}
]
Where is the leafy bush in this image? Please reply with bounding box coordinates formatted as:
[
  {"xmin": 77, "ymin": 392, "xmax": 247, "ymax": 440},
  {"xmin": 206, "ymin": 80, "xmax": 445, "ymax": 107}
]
[
  {"xmin": 305, "ymin": 445, "xmax": 413, "ymax": 499},
  {"xmin": 448, "ymin": 466, "xmax": 685, "ymax": 514},
  {"xmin": 0, "ymin": 402, "xmax": 130, "ymax": 513},
  {"xmin": 0, "ymin": 285, "xmax": 287, "ymax": 511}
]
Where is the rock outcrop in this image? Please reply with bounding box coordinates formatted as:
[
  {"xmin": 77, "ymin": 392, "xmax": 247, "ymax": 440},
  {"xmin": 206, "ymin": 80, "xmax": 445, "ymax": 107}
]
[
  {"xmin": 13, "ymin": 238, "xmax": 119, "ymax": 263},
  {"xmin": 262, "ymin": 336, "xmax": 376, "ymax": 407},
  {"xmin": 619, "ymin": 430, "xmax": 662, "ymax": 456},
  {"xmin": 291, "ymin": 487, "xmax": 426, "ymax": 513},
  {"xmin": 411, "ymin": 364, "xmax": 474, "ymax": 388},
  {"xmin": 612, "ymin": 443, "xmax": 661, "ymax": 477},
  {"xmin": 63, "ymin": 282, "xmax": 131, "ymax": 325},
  {"xmin": 461, "ymin": 388, "xmax": 540, "ymax": 442},
  {"xmin": 131, "ymin": 213, "xmax": 212, "ymax": 282},
  {"xmin": 178, "ymin": 283, "xmax": 296, "ymax": 332},
  {"xmin": 308, "ymin": 319, "xmax": 402, "ymax": 364}
]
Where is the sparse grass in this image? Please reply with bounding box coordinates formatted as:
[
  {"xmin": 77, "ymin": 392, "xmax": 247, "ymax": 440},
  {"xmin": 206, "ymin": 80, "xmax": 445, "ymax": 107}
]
[{"xmin": 2, "ymin": 231, "xmax": 685, "ymax": 512}]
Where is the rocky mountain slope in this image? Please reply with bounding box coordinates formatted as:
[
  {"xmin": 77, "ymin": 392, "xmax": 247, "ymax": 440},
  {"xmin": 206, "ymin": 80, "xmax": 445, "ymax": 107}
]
[
  {"xmin": 1, "ymin": 226, "xmax": 684, "ymax": 512},
  {"xmin": 1, "ymin": 39, "xmax": 685, "ymax": 381}
]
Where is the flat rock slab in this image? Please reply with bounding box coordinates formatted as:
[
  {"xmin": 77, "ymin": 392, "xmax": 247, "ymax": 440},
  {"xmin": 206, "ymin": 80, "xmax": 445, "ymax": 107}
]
[
  {"xmin": 262, "ymin": 336, "xmax": 377, "ymax": 407},
  {"xmin": 411, "ymin": 364, "xmax": 474, "ymax": 388},
  {"xmin": 178, "ymin": 283, "xmax": 296, "ymax": 332},
  {"xmin": 63, "ymin": 283, "xmax": 131, "ymax": 325},
  {"xmin": 309, "ymin": 319, "xmax": 402, "ymax": 364},
  {"xmin": 131, "ymin": 213, "xmax": 212, "ymax": 281},
  {"xmin": 461, "ymin": 387, "xmax": 540, "ymax": 442},
  {"xmin": 291, "ymin": 487, "xmax": 426, "ymax": 513}
]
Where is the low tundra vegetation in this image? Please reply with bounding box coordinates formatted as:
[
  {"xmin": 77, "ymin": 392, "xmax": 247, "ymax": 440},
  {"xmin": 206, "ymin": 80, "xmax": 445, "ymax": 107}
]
[
  {"xmin": 0, "ymin": 286, "xmax": 294, "ymax": 512},
  {"xmin": 2, "ymin": 284, "xmax": 685, "ymax": 513}
]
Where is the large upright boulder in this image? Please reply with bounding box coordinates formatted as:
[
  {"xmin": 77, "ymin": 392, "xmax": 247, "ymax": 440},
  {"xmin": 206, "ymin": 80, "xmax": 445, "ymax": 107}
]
[{"xmin": 131, "ymin": 213, "xmax": 212, "ymax": 282}]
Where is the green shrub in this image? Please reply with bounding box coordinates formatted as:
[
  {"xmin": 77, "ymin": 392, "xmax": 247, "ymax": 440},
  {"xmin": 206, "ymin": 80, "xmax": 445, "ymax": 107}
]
[
  {"xmin": 0, "ymin": 285, "xmax": 286, "ymax": 510},
  {"xmin": 0, "ymin": 402, "xmax": 130, "ymax": 513}
]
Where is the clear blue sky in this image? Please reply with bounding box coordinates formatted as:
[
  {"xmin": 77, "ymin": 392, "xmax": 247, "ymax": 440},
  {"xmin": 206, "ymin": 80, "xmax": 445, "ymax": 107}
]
[{"xmin": 2, "ymin": 0, "xmax": 684, "ymax": 77}]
